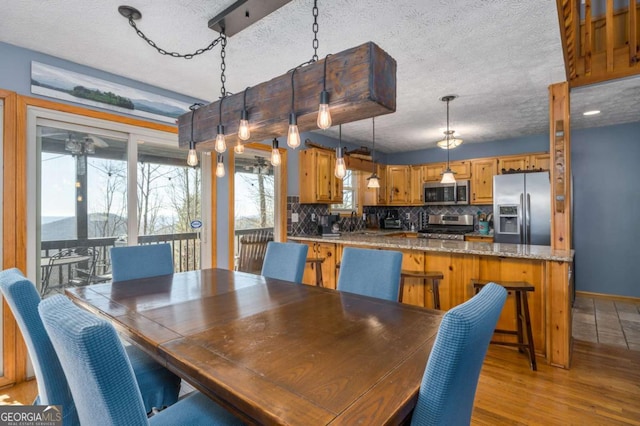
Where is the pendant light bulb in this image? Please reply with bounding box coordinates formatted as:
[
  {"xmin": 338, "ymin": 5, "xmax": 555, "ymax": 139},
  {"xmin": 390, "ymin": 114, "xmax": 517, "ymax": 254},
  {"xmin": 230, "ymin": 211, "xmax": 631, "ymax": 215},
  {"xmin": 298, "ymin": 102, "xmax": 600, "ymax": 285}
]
[
  {"xmin": 238, "ymin": 109, "xmax": 250, "ymax": 141},
  {"xmin": 271, "ymin": 138, "xmax": 282, "ymax": 166},
  {"xmin": 334, "ymin": 147, "xmax": 346, "ymax": 179},
  {"xmin": 287, "ymin": 113, "xmax": 301, "ymax": 149},
  {"xmin": 234, "ymin": 141, "xmax": 245, "ymax": 154},
  {"xmin": 215, "ymin": 125, "xmax": 226, "ymax": 153},
  {"xmin": 317, "ymin": 91, "xmax": 332, "ymax": 130},
  {"xmin": 215, "ymin": 154, "xmax": 225, "ymax": 178},
  {"xmin": 187, "ymin": 140, "xmax": 198, "ymax": 167}
]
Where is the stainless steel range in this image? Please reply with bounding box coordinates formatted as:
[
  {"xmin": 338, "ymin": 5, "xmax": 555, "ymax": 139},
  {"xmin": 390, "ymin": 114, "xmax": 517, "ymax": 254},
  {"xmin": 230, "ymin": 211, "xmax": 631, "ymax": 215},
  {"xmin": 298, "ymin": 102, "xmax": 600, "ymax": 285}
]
[{"xmin": 417, "ymin": 214, "xmax": 475, "ymax": 240}]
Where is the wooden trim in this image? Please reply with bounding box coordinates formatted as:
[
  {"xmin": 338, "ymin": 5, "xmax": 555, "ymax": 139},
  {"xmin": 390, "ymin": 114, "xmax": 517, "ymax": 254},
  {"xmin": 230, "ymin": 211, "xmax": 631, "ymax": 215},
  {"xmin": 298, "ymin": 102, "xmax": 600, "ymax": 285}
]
[
  {"xmin": 227, "ymin": 150, "xmax": 236, "ymax": 271},
  {"xmin": 630, "ymin": 0, "xmax": 638, "ymax": 66},
  {"xmin": 549, "ymin": 83, "xmax": 571, "ymax": 251},
  {"xmin": 584, "ymin": 0, "xmax": 593, "ymax": 75},
  {"xmin": 20, "ymin": 95, "xmax": 177, "ymax": 134},
  {"xmin": 210, "ymin": 158, "xmax": 218, "ymax": 268},
  {"xmin": 606, "ymin": 0, "xmax": 615, "ymax": 72},
  {"xmin": 576, "ymin": 290, "xmax": 640, "ymax": 304}
]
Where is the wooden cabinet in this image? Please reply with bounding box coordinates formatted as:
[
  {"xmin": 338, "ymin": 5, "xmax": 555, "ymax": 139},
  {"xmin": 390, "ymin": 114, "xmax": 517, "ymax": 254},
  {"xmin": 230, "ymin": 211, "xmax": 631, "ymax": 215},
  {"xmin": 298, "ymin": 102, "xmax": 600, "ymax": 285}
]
[
  {"xmin": 529, "ymin": 153, "xmax": 550, "ymax": 171},
  {"xmin": 499, "ymin": 153, "xmax": 551, "ymax": 174},
  {"xmin": 409, "ymin": 165, "xmax": 423, "ymax": 204},
  {"xmin": 302, "ymin": 242, "xmax": 337, "ymax": 289},
  {"xmin": 376, "ymin": 164, "xmax": 387, "ymax": 205},
  {"xmin": 423, "ymin": 163, "xmax": 445, "ymax": 182},
  {"xmin": 387, "ymin": 165, "xmax": 410, "ymax": 205},
  {"xmin": 471, "ymin": 158, "xmax": 497, "ymax": 205},
  {"xmin": 299, "ymin": 149, "xmax": 343, "ymax": 204},
  {"xmin": 448, "ymin": 161, "xmax": 472, "ymax": 179}
]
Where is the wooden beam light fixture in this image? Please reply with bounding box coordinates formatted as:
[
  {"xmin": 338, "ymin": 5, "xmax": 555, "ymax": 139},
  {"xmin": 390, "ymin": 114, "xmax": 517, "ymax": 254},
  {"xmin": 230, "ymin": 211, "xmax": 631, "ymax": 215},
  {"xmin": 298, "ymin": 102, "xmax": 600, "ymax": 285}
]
[{"xmin": 178, "ymin": 42, "xmax": 397, "ymax": 151}]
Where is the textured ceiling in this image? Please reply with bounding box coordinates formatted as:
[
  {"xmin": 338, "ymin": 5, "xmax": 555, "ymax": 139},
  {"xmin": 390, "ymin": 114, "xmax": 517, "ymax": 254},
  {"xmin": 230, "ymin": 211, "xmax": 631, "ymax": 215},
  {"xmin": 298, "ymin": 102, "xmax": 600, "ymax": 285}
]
[{"xmin": 0, "ymin": 0, "xmax": 636, "ymax": 153}]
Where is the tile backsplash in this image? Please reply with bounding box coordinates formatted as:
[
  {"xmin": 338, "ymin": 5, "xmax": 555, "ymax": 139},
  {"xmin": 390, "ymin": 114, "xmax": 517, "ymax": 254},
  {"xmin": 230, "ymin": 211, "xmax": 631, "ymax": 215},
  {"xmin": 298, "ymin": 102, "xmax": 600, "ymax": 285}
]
[{"xmin": 287, "ymin": 196, "xmax": 492, "ymax": 236}]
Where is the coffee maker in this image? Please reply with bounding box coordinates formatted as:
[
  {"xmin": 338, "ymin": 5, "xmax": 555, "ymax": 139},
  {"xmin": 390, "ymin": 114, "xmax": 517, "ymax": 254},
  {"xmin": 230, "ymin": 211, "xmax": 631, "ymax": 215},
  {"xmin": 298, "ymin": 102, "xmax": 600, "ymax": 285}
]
[{"xmin": 318, "ymin": 214, "xmax": 341, "ymax": 236}]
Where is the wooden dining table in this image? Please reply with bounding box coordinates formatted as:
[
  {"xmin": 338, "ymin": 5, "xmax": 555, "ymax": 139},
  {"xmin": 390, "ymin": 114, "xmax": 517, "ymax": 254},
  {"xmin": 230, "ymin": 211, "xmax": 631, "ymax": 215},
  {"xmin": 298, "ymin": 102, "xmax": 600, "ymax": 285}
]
[{"xmin": 65, "ymin": 268, "xmax": 443, "ymax": 425}]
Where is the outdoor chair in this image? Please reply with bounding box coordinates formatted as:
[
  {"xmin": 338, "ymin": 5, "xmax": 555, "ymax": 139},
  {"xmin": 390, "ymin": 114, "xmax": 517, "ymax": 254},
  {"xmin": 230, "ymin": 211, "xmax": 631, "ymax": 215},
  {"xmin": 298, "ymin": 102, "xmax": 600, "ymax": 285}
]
[{"xmin": 235, "ymin": 230, "xmax": 273, "ymax": 274}]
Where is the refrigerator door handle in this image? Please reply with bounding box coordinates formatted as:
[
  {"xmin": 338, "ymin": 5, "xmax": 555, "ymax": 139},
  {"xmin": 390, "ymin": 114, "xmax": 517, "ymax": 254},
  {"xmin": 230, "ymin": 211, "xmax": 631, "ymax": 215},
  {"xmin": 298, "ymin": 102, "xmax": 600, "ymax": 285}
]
[
  {"xmin": 519, "ymin": 193, "xmax": 524, "ymax": 244},
  {"xmin": 526, "ymin": 193, "xmax": 532, "ymax": 245},
  {"xmin": 453, "ymin": 181, "xmax": 457, "ymax": 203}
]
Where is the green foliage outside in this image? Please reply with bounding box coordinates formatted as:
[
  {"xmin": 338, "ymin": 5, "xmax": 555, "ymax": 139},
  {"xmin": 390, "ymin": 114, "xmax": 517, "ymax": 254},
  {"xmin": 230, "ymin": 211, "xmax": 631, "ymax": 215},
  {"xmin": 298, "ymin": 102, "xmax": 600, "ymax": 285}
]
[{"xmin": 71, "ymin": 85, "xmax": 135, "ymax": 109}]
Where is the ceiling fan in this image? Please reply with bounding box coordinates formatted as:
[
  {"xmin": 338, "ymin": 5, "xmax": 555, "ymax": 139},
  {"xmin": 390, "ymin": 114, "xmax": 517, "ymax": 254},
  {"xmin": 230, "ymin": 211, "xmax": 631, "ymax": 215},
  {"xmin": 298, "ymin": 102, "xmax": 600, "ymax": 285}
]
[{"xmin": 41, "ymin": 129, "xmax": 109, "ymax": 155}]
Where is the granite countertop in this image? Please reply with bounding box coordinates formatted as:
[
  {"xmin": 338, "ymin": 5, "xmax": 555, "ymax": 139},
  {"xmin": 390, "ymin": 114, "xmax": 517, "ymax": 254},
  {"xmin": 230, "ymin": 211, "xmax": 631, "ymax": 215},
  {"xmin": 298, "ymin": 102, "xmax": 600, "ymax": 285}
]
[
  {"xmin": 464, "ymin": 231, "xmax": 495, "ymax": 237},
  {"xmin": 288, "ymin": 233, "xmax": 574, "ymax": 262}
]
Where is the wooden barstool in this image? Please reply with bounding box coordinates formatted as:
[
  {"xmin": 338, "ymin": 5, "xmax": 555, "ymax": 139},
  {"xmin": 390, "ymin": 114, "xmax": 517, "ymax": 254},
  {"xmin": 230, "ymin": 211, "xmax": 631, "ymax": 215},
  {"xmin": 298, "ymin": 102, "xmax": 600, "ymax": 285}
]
[
  {"xmin": 399, "ymin": 270, "xmax": 444, "ymax": 308},
  {"xmin": 306, "ymin": 257, "xmax": 325, "ymax": 287},
  {"xmin": 472, "ymin": 279, "xmax": 537, "ymax": 371}
]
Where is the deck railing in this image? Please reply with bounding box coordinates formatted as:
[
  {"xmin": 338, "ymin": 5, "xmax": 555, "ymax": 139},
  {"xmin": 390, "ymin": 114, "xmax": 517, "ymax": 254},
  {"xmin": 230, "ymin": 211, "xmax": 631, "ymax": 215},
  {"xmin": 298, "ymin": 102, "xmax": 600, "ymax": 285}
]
[{"xmin": 40, "ymin": 232, "xmax": 200, "ymax": 293}]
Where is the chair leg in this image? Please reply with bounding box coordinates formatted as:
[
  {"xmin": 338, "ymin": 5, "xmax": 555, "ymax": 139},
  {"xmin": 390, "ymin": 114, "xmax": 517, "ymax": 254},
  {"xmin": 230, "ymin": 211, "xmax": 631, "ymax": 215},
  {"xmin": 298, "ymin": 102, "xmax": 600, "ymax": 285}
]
[
  {"xmin": 522, "ymin": 291, "xmax": 537, "ymax": 371},
  {"xmin": 515, "ymin": 292, "xmax": 524, "ymax": 353},
  {"xmin": 315, "ymin": 263, "xmax": 323, "ymax": 287},
  {"xmin": 432, "ymin": 279, "xmax": 441, "ymax": 310},
  {"xmin": 399, "ymin": 276, "xmax": 405, "ymax": 303}
]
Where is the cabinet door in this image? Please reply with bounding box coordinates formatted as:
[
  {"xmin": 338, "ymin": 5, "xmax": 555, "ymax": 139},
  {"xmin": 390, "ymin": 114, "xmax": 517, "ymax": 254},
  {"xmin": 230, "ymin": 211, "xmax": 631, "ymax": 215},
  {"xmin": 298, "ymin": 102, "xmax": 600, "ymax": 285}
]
[
  {"xmin": 387, "ymin": 166, "xmax": 410, "ymax": 204},
  {"xmin": 530, "ymin": 153, "xmax": 550, "ymax": 171},
  {"xmin": 448, "ymin": 161, "xmax": 471, "ymax": 179},
  {"xmin": 315, "ymin": 150, "xmax": 333, "ymax": 202},
  {"xmin": 498, "ymin": 155, "xmax": 528, "ymax": 174},
  {"xmin": 409, "ymin": 165, "xmax": 423, "ymax": 204},
  {"xmin": 376, "ymin": 165, "xmax": 387, "ymax": 205},
  {"xmin": 331, "ymin": 157, "xmax": 343, "ymax": 203},
  {"xmin": 423, "ymin": 163, "xmax": 445, "ymax": 182},
  {"xmin": 360, "ymin": 172, "xmax": 378, "ymax": 206},
  {"xmin": 471, "ymin": 159, "xmax": 497, "ymax": 205}
]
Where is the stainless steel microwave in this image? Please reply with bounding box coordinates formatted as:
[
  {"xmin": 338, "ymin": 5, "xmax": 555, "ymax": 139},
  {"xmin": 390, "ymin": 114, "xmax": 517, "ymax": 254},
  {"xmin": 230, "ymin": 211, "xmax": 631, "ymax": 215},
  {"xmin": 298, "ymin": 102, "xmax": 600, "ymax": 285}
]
[{"xmin": 423, "ymin": 180, "xmax": 471, "ymax": 205}]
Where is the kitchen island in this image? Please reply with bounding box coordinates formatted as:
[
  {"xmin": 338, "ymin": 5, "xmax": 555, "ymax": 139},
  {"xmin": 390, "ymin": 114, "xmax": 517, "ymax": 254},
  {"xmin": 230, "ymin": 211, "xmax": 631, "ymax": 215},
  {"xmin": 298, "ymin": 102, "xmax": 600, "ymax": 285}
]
[{"xmin": 289, "ymin": 233, "xmax": 575, "ymax": 368}]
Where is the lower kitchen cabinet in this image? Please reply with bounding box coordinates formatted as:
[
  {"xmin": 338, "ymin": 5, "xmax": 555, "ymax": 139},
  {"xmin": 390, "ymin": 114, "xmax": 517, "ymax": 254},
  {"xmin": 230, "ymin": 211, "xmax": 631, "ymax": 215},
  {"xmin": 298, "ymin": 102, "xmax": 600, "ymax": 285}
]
[{"xmin": 302, "ymin": 242, "xmax": 337, "ymax": 289}]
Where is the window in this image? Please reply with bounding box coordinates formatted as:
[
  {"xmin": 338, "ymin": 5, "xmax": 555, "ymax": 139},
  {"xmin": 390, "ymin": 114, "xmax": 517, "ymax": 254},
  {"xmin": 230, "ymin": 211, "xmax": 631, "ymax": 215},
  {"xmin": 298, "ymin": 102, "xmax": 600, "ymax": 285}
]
[{"xmin": 331, "ymin": 169, "xmax": 358, "ymax": 214}]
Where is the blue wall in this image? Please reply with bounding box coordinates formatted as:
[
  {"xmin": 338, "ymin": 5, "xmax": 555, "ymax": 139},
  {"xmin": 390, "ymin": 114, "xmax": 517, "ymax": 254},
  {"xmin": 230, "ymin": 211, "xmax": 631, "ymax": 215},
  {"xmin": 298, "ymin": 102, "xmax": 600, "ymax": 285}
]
[{"xmin": 571, "ymin": 122, "xmax": 640, "ymax": 298}]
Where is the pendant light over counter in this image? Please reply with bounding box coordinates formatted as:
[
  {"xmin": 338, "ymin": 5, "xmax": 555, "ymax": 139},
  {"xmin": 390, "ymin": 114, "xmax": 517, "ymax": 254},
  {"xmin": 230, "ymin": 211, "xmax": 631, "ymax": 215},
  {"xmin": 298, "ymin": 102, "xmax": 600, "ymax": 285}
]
[
  {"xmin": 334, "ymin": 124, "xmax": 346, "ymax": 179},
  {"xmin": 366, "ymin": 117, "xmax": 380, "ymax": 189},
  {"xmin": 439, "ymin": 95, "xmax": 462, "ymax": 184}
]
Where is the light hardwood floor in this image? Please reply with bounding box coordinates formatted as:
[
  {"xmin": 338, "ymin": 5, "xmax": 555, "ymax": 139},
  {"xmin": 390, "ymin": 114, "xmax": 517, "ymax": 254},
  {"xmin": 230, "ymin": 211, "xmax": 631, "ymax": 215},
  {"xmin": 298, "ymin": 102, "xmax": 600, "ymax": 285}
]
[{"xmin": 2, "ymin": 340, "xmax": 639, "ymax": 424}]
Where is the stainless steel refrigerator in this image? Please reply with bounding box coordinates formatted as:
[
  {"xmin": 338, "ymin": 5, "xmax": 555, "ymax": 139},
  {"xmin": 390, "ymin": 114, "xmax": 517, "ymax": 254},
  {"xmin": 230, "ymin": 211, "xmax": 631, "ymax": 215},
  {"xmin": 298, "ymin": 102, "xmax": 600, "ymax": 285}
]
[{"xmin": 493, "ymin": 171, "xmax": 551, "ymax": 245}]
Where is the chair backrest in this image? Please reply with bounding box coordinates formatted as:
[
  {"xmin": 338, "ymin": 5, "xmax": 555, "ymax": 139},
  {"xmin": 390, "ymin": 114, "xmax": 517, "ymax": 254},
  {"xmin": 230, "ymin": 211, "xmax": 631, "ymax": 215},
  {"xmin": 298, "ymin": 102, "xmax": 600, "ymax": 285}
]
[
  {"xmin": 411, "ymin": 283, "xmax": 507, "ymax": 426},
  {"xmin": 260, "ymin": 242, "xmax": 308, "ymax": 283},
  {"xmin": 110, "ymin": 243, "xmax": 173, "ymax": 282},
  {"xmin": 237, "ymin": 230, "xmax": 273, "ymax": 274},
  {"xmin": 39, "ymin": 295, "xmax": 149, "ymax": 426},
  {"xmin": 0, "ymin": 268, "xmax": 79, "ymax": 426},
  {"xmin": 337, "ymin": 247, "xmax": 403, "ymax": 302}
]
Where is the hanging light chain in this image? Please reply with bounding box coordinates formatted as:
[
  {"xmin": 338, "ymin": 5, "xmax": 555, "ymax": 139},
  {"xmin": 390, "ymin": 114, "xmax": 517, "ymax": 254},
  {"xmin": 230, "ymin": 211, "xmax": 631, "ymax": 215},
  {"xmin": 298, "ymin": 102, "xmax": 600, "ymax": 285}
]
[
  {"xmin": 220, "ymin": 31, "xmax": 228, "ymax": 97},
  {"xmin": 126, "ymin": 16, "xmax": 222, "ymax": 59},
  {"xmin": 312, "ymin": 0, "xmax": 319, "ymax": 62}
]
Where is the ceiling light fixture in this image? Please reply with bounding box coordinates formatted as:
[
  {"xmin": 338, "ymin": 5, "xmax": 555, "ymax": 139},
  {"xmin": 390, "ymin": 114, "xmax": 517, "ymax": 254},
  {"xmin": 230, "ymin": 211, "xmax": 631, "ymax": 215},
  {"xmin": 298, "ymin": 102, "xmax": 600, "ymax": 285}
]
[
  {"xmin": 287, "ymin": 67, "xmax": 301, "ymax": 149},
  {"xmin": 317, "ymin": 54, "xmax": 332, "ymax": 130},
  {"xmin": 186, "ymin": 103, "xmax": 203, "ymax": 167},
  {"xmin": 335, "ymin": 125, "xmax": 346, "ymax": 179},
  {"xmin": 367, "ymin": 117, "xmax": 380, "ymax": 189},
  {"xmin": 237, "ymin": 87, "xmax": 251, "ymax": 143},
  {"xmin": 440, "ymin": 95, "xmax": 459, "ymax": 184},
  {"xmin": 215, "ymin": 154, "xmax": 226, "ymax": 178},
  {"xmin": 271, "ymin": 138, "xmax": 282, "ymax": 167},
  {"xmin": 583, "ymin": 110, "xmax": 601, "ymax": 116}
]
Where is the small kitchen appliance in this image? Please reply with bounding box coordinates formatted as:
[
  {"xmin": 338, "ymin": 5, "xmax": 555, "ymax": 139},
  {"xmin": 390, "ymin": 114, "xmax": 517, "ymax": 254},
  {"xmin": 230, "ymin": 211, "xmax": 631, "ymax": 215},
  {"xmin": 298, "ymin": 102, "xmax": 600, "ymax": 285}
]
[
  {"xmin": 318, "ymin": 214, "xmax": 341, "ymax": 236},
  {"xmin": 423, "ymin": 180, "xmax": 470, "ymax": 206},
  {"xmin": 383, "ymin": 209, "xmax": 402, "ymax": 229}
]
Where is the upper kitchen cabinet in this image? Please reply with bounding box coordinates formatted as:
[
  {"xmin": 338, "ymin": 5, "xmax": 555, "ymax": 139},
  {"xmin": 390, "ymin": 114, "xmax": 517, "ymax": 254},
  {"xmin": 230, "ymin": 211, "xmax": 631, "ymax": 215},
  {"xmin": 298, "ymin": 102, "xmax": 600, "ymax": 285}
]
[
  {"xmin": 376, "ymin": 164, "xmax": 388, "ymax": 205},
  {"xmin": 471, "ymin": 158, "xmax": 498, "ymax": 205},
  {"xmin": 498, "ymin": 152, "xmax": 551, "ymax": 174},
  {"xmin": 409, "ymin": 165, "xmax": 423, "ymax": 204},
  {"xmin": 387, "ymin": 165, "xmax": 410, "ymax": 205},
  {"xmin": 448, "ymin": 161, "xmax": 472, "ymax": 179},
  {"xmin": 423, "ymin": 163, "xmax": 446, "ymax": 182},
  {"xmin": 299, "ymin": 148, "xmax": 343, "ymax": 204}
]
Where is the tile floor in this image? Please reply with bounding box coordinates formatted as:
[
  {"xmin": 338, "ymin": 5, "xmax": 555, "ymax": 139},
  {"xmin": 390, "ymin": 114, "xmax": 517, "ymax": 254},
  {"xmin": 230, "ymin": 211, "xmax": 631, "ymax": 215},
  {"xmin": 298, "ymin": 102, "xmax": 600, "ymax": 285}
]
[{"xmin": 572, "ymin": 295, "xmax": 640, "ymax": 351}]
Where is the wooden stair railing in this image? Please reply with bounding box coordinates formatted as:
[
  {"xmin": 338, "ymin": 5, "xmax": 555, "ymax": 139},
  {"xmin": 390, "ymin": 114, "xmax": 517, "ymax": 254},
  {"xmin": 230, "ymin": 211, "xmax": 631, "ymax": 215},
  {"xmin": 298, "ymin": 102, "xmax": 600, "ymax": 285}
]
[{"xmin": 557, "ymin": 0, "xmax": 639, "ymax": 87}]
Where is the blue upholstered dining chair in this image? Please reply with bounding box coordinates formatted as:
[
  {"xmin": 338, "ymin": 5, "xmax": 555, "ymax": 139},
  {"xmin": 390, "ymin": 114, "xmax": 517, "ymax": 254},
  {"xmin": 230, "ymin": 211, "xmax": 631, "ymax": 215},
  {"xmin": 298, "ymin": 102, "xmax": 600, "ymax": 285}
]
[
  {"xmin": 0, "ymin": 268, "xmax": 181, "ymax": 423},
  {"xmin": 410, "ymin": 282, "xmax": 507, "ymax": 426},
  {"xmin": 337, "ymin": 247, "xmax": 403, "ymax": 302},
  {"xmin": 39, "ymin": 295, "xmax": 244, "ymax": 426},
  {"xmin": 110, "ymin": 243, "xmax": 174, "ymax": 282},
  {"xmin": 260, "ymin": 242, "xmax": 308, "ymax": 283}
]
